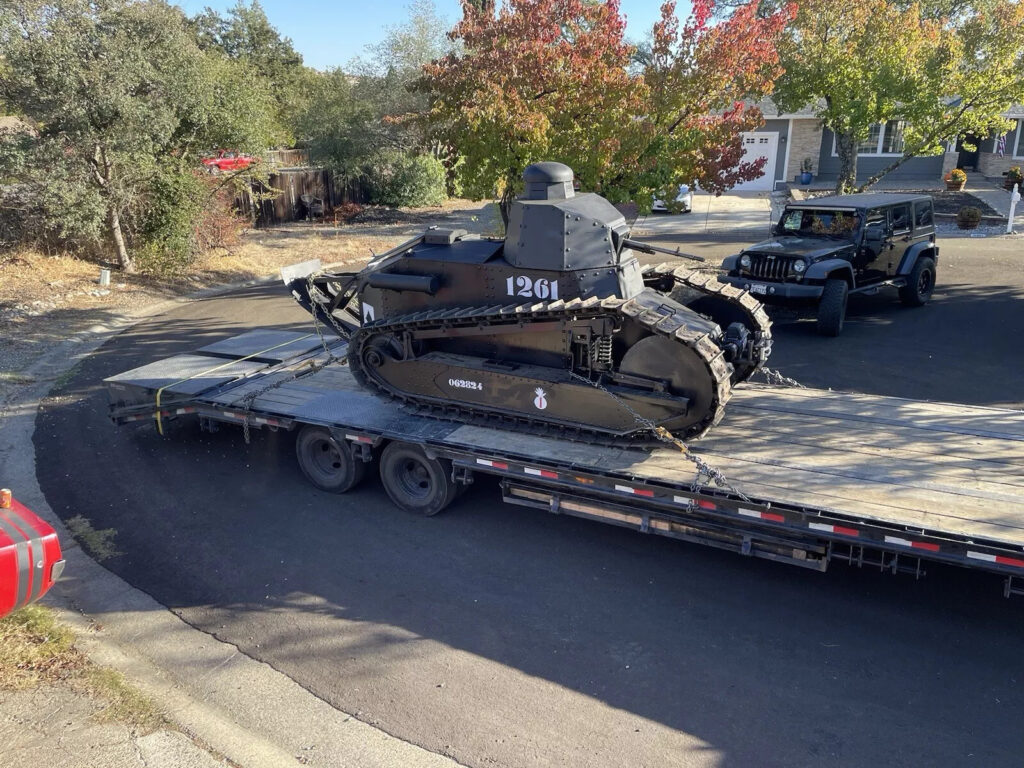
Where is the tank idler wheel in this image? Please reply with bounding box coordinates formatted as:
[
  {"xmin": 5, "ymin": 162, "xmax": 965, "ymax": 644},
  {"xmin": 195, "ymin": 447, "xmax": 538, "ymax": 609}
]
[
  {"xmin": 379, "ymin": 442, "xmax": 458, "ymax": 516},
  {"xmin": 817, "ymin": 279, "xmax": 848, "ymax": 337},
  {"xmin": 618, "ymin": 335, "xmax": 716, "ymax": 434},
  {"xmin": 295, "ymin": 425, "xmax": 367, "ymax": 493}
]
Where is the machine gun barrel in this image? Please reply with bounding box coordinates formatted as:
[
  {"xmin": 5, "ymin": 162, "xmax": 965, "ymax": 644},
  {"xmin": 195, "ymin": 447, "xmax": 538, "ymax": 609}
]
[{"xmin": 621, "ymin": 238, "xmax": 705, "ymax": 263}]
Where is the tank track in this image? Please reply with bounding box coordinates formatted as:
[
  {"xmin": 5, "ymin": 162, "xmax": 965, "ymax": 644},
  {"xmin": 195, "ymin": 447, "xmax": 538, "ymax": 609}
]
[
  {"xmin": 642, "ymin": 263, "xmax": 773, "ymax": 383},
  {"xmin": 348, "ymin": 294, "xmax": 734, "ymax": 441}
]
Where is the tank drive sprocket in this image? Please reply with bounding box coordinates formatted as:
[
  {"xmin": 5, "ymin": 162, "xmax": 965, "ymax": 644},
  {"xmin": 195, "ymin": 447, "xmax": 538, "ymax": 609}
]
[{"xmin": 640, "ymin": 263, "xmax": 773, "ymax": 384}]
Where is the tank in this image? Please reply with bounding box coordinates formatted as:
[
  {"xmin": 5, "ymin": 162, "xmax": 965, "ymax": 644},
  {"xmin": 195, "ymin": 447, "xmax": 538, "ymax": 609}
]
[{"xmin": 284, "ymin": 162, "xmax": 772, "ymax": 440}]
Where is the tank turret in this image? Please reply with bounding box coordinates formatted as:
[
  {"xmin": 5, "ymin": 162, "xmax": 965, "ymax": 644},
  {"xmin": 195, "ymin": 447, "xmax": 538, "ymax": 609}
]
[{"xmin": 504, "ymin": 162, "xmax": 629, "ymax": 271}]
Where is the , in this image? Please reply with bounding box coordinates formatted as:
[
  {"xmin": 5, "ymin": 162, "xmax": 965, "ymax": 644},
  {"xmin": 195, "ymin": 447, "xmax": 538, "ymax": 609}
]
[
  {"xmin": 103, "ymin": 326, "xmax": 1024, "ymax": 597},
  {"xmin": 285, "ymin": 162, "xmax": 772, "ymax": 440},
  {"xmin": 650, "ymin": 184, "xmax": 694, "ymax": 213},
  {"xmin": 0, "ymin": 490, "xmax": 65, "ymax": 619},
  {"xmin": 720, "ymin": 193, "xmax": 938, "ymax": 336},
  {"xmin": 201, "ymin": 150, "xmax": 255, "ymax": 173}
]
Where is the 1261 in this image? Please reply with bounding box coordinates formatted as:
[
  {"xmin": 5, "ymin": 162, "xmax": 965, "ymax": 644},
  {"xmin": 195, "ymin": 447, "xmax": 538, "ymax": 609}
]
[{"xmin": 506, "ymin": 275, "xmax": 558, "ymax": 300}]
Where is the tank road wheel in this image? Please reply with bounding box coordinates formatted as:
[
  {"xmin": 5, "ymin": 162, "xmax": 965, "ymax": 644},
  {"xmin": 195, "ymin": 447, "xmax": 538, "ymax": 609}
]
[
  {"xmin": 379, "ymin": 442, "xmax": 458, "ymax": 516},
  {"xmin": 899, "ymin": 257, "xmax": 936, "ymax": 307},
  {"xmin": 295, "ymin": 425, "xmax": 367, "ymax": 493},
  {"xmin": 817, "ymin": 279, "xmax": 848, "ymax": 337}
]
